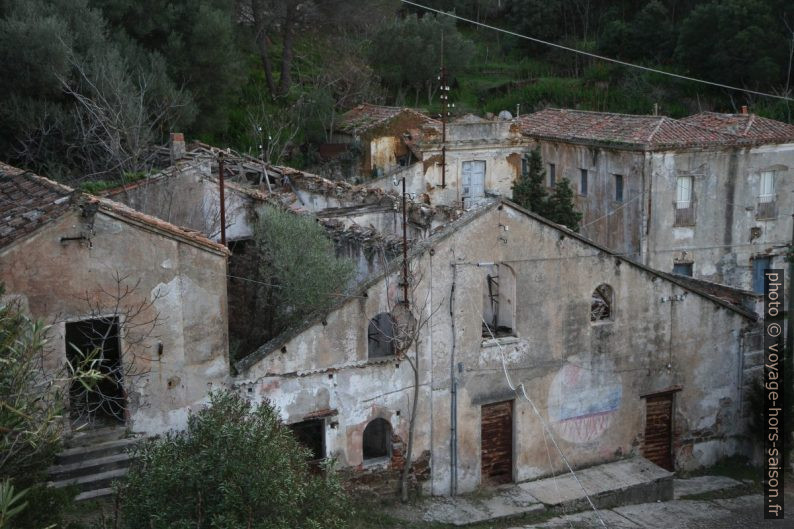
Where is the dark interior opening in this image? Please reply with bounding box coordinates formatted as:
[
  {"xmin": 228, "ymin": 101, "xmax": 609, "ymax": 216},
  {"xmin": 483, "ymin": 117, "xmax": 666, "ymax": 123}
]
[
  {"xmin": 65, "ymin": 317, "xmax": 125, "ymax": 426},
  {"xmin": 362, "ymin": 418, "xmax": 391, "ymax": 460},
  {"xmin": 288, "ymin": 419, "xmax": 325, "ymax": 462}
]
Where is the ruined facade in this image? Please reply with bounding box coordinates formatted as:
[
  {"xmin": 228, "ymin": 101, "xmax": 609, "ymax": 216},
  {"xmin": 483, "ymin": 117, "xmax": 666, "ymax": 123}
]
[
  {"xmin": 366, "ymin": 107, "xmax": 794, "ymax": 291},
  {"xmin": 234, "ymin": 199, "xmax": 761, "ymax": 495},
  {"xmin": 0, "ymin": 164, "xmax": 230, "ymax": 434},
  {"xmin": 323, "ymin": 103, "xmax": 440, "ymax": 179}
]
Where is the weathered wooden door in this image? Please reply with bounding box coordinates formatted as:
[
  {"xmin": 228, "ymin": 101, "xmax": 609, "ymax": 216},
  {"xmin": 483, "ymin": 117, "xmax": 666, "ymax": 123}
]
[
  {"xmin": 643, "ymin": 394, "xmax": 674, "ymax": 471},
  {"xmin": 481, "ymin": 400, "xmax": 513, "ymax": 484}
]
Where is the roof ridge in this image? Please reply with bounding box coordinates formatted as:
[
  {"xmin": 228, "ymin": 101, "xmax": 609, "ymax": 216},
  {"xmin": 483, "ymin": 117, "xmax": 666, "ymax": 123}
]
[
  {"xmin": 647, "ymin": 116, "xmax": 667, "ymax": 142},
  {"xmin": 743, "ymin": 114, "xmax": 756, "ymax": 137}
]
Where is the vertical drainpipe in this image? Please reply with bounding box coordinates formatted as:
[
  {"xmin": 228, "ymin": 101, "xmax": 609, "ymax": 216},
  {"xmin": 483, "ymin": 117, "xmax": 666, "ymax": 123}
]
[{"xmin": 449, "ymin": 261, "xmax": 458, "ymax": 496}]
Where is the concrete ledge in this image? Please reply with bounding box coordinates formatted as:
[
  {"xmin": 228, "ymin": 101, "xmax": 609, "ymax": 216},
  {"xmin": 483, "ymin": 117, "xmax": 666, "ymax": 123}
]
[{"xmin": 519, "ymin": 457, "xmax": 673, "ymax": 513}]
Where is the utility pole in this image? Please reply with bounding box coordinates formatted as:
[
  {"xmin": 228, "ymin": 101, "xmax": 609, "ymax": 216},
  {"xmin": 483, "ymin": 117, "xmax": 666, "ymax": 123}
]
[
  {"xmin": 401, "ymin": 176, "xmax": 409, "ymax": 308},
  {"xmin": 439, "ymin": 31, "xmax": 447, "ymax": 189},
  {"xmin": 218, "ymin": 152, "xmax": 227, "ymax": 247}
]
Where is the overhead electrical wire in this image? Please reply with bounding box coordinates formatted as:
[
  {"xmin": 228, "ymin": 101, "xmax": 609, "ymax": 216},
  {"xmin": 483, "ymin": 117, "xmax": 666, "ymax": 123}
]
[{"xmin": 400, "ymin": 0, "xmax": 794, "ymax": 103}]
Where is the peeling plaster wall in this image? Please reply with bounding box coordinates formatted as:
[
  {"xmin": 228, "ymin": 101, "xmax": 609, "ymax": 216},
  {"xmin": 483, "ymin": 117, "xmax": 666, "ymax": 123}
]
[
  {"xmin": 0, "ymin": 209, "xmax": 230, "ymax": 434},
  {"xmin": 235, "ymin": 202, "xmax": 755, "ymax": 496},
  {"xmin": 646, "ymin": 144, "xmax": 794, "ymax": 289}
]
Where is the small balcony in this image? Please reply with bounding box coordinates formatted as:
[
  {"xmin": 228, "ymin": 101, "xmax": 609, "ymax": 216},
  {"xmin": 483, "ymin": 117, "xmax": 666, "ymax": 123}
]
[
  {"xmin": 673, "ymin": 200, "xmax": 696, "ymax": 227},
  {"xmin": 756, "ymin": 194, "xmax": 777, "ymax": 220}
]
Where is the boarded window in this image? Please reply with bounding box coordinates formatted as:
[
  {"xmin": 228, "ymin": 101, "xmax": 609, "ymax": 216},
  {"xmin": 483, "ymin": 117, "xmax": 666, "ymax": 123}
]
[
  {"xmin": 481, "ymin": 400, "xmax": 513, "ymax": 484},
  {"xmin": 548, "ymin": 163, "xmax": 556, "ymax": 187},
  {"xmin": 65, "ymin": 317, "xmax": 125, "ymax": 425},
  {"xmin": 482, "ymin": 264, "xmax": 516, "ymax": 338},
  {"xmin": 752, "ymin": 257, "xmax": 771, "ymax": 293},
  {"xmin": 590, "ymin": 284, "xmax": 613, "ymax": 322},
  {"xmin": 289, "ymin": 419, "xmax": 325, "ymax": 462},
  {"xmin": 579, "ymin": 169, "xmax": 588, "ymax": 196},
  {"xmin": 362, "ymin": 418, "xmax": 391, "ymax": 460},
  {"xmin": 614, "ymin": 174, "xmax": 624, "ymax": 202},
  {"xmin": 368, "ymin": 312, "xmax": 395, "ymax": 358},
  {"xmin": 672, "ymin": 263, "xmax": 693, "ymax": 277}
]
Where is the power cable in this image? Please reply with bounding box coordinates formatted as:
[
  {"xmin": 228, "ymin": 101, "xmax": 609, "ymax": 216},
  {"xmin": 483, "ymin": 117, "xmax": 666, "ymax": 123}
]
[{"xmin": 401, "ymin": 0, "xmax": 794, "ymax": 103}]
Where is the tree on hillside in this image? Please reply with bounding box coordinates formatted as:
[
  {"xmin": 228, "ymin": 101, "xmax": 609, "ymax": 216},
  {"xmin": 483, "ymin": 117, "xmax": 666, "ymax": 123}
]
[
  {"xmin": 120, "ymin": 391, "xmax": 350, "ymax": 529},
  {"xmin": 512, "ymin": 148, "xmax": 549, "ymax": 218},
  {"xmin": 370, "ymin": 13, "xmax": 475, "ymax": 106},
  {"xmin": 676, "ymin": 0, "xmax": 788, "ymax": 89},
  {"xmin": 0, "ymin": 0, "xmax": 190, "ymax": 181}
]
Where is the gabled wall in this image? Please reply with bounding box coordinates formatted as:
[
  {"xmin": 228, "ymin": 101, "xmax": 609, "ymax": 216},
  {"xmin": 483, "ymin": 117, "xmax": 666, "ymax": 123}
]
[
  {"xmin": 234, "ymin": 202, "xmax": 758, "ymax": 496},
  {"xmin": 0, "ymin": 208, "xmax": 230, "ymax": 434}
]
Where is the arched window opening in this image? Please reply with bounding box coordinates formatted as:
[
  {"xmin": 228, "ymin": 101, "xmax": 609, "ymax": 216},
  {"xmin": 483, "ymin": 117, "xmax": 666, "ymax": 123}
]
[
  {"xmin": 482, "ymin": 264, "xmax": 516, "ymax": 338},
  {"xmin": 590, "ymin": 284, "xmax": 614, "ymax": 322},
  {"xmin": 368, "ymin": 313, "xmax": 396, "ymax": 358},
  {"xmin": 362, "ymin": 418, "xmax": 392, "ymax": 460}
]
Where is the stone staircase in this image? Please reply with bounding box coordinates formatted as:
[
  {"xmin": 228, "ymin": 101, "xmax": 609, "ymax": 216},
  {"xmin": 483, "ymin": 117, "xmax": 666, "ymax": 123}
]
[{"xmin": 48, "ymin": 426, "xmax": 139, "ymax": 502}]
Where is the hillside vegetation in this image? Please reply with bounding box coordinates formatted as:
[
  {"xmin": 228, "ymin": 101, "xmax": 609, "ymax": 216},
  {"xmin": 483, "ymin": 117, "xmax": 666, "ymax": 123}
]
[{"xmin": 1, "ymin": 0, "xmax": 791, "ymax": 184}]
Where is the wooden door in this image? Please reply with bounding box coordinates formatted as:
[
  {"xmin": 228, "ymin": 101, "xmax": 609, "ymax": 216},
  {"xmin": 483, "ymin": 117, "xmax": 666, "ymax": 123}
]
[
  {"xmin": 643, "ymin": 393, "xmax": 674, "ymax": 471},
  {"xmin": 481, "ymin": 400, "xmax": 513, "ymax": 484},
  {"xmin": 462, "ymin": 160, "xmax": 485, "ymax": 208}
]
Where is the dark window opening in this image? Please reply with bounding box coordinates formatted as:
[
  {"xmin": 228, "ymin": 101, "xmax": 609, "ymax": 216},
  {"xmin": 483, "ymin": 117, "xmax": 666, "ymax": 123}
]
[
  {"xmin": 363, "ymin": 418, "xmax": 392, "ymax": 460},
  {"xmin": 65, "ymin": 317, "xmax": 125, "ymax": 425},
  {"xmin": 228, "ymin": 238, "xmax": 251, "ymax": 255},
  {"xmin": 580, "ymin": 169, "xmax": 588, "ymax": 196},
  {"xmin": 590, "ymin": 284, "xmax": 613, "ymax": 322},
  {"xmin": 673, "ymin": 263, "xmax": 693, "ymax": 277},
  {"xmin": 548, "ymin": 163, "xmax": 556, "ymax": 187},
  {"xmin": 289, "ymin": 419, "xmax": 325, "ymax": 463},
  {"xmin": 368, "ymin": 312, "xmax": 396, "ymax": 358},
  {"xmin": 614, "ymin": 174, "xmax": 624, "ymax": 202},
  {"xmin": 482, "ymin": 264, "xmax": 516, "ymax": 338},
  {"xmin": 752, "ymin": 257, "xmax": 771, "ymax": 293},
  {"xmin": 521, "ymin": 156, "xmax": 529, "ymax": 177}
]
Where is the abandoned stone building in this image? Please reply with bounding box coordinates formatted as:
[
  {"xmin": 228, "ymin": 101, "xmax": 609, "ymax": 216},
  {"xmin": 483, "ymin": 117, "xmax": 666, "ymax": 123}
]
[
  {"xmin": 233, "ymin": 197, "xmax": 762, "ymax": 496},
  {"xmin": 0, "ymin": 162, "xmax": 230, "ymax": 435},
  {"xmin": 321, "ymin": 103, "xmax": 440, "ymax": 179},
  {"xmin": 356, "ymin": 106, "xmax": 794, "ymax": 293}
]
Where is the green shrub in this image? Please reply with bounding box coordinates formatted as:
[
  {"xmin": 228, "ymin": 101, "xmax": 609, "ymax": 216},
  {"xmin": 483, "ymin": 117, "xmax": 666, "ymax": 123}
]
[{"xmin": 120, "ymin": 391, "xmax": 350, "ymax": 529}]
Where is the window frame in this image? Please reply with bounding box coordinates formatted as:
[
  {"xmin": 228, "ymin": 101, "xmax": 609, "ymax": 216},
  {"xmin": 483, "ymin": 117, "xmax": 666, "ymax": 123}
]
[
  {"xmin": 579, "ymin": 168, "xmax": 588, "ymax": 196},
  {"xmin": 614, "ymin": 174, "xmax": 624, "ymax": 203},
  {"xmin": 672, "ymin": 262, "xmax": 693, "ymax": 277},
  {"xmin": 548, "ymin": 163, "xmax": 556, "ymax": 188}
]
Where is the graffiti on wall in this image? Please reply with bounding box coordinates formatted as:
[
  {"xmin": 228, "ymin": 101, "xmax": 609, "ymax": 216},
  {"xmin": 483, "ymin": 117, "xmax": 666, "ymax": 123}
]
[{"xmin": 547, "ymin": 360, "xmax": 622, "ymax": 443}]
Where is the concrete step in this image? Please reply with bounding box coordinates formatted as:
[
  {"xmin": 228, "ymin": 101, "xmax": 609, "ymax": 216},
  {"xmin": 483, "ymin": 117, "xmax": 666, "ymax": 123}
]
[
  {"xmin": 50, "ymin": 468, "xmax": 128, "ymax": 493},
  {"xmin": 48, "ymin": 452, "xmax": 132, "ymax": 481},
  {"xmin": 673, "ymin": 475, "xmax": 746, "ymax": 499},
  {"xmin": 74, "ymin": 487, "xmax": 115, "ymax": 503},
  {"xmin": 518, "ymin": 457, "xmax": 673, "ymax": 514},
  {"xmin": 391, "ymin": 457, "xmax": 671, "ymax": 527},
  {"xmin": 56, "ymin": 437, "xmax": 139, "ymax": 466},
  {"xmin": 66, "ymin": 426, "xmax": 127, "ymax": 448}
]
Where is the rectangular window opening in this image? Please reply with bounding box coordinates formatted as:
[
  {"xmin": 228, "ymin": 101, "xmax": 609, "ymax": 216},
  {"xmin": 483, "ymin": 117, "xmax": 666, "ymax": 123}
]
[
  {"xmin": 579, "ymin": 169, "xmax": 588, "ymax": 196},
  {"xmin": 672, "ymin": 263, "xmax": 693, "ymax": 277},
  {"xmin": 548, "ymin": 163, "xmax": 556, "ymax": 188},
  {"xmin": 614, "ymin": 174, "xmax": 624, "ymax": 202}
]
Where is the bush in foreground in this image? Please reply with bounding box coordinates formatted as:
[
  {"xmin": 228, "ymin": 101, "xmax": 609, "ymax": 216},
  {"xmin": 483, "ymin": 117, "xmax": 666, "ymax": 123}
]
[{"xmin": 120, "ymin": 391, "xmax": 350, "ymax": 529}]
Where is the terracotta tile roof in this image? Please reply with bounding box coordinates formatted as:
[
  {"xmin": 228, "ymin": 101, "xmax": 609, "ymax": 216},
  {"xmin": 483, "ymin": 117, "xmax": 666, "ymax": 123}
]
[
  {"xmin": 336, "ymin": 103, "xmax": 439, "ymax": 134},
  {"xmin": 680, "ymin": 112, "xmax": 794, "ymax": 143},
  {"xmin": 0, "ymin": 162, "xmax": 74, "ymax": 249},
  {"xmin": 517, "ymin": 108, "xmax": 738, "ymax": 150},
  {"xmin": 0, "ymin": 162, "xmax": 227, "ymax": 255}
]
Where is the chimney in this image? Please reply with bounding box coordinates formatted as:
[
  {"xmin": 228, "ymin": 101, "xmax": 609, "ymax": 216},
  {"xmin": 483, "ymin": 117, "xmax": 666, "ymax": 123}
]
[
  {"xmin": 170, "ymin": 132, "xmax": 186, "ymax": 163},
  {"xmin": 740, "ymin": 105, "xmax": 748, "ymax": 115}
]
